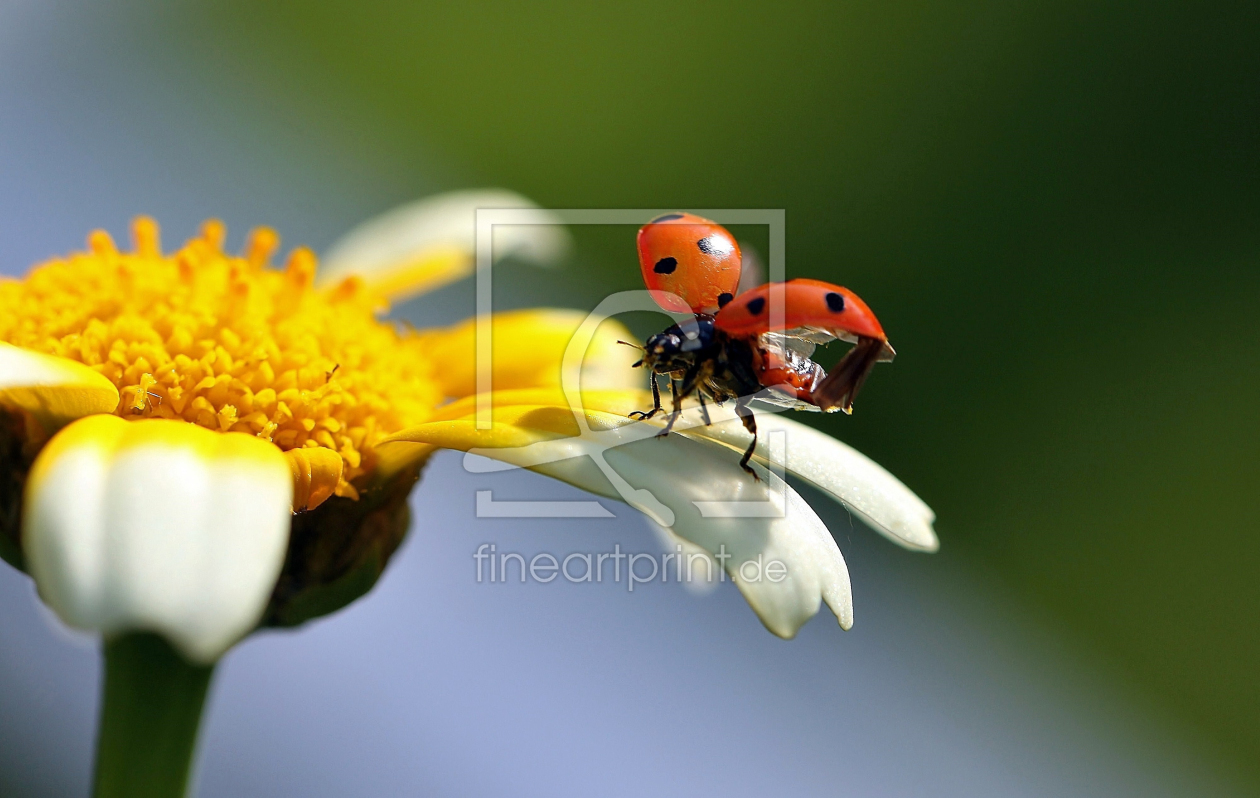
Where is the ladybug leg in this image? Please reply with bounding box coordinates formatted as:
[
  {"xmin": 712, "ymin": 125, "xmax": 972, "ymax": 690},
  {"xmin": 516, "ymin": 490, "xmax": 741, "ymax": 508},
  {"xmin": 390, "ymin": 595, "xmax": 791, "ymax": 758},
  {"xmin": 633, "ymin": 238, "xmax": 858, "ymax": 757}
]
[
  {"xmin": 658, "ymin": 378, "xmax": 686, "ymax": 437},
  {"xmin": 628, "ymin": 373, "xmax": 663, "ymax": 420},
  {"xmin": 659, "ymin": 360, "xmax": 705, "ymax": 437},
  {"xmin": 734, "ymin": 398, "xmax": 760, "ymax": 481},
  {"xmin": 696, "ymin": 390, "xmax": 712, "ymax": 427}
]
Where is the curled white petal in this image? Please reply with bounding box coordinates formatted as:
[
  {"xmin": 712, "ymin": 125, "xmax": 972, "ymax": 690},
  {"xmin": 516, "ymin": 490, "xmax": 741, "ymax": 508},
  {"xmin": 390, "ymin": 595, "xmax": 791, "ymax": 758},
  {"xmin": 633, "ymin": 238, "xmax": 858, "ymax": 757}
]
[
  {"xmin": 23, "ymin": 416, "xmax": 292, "ymax": 663},
  {"xmin": 449, "ymin": 416, "xmax": 853, "ymax": 637},
  {"xmin": 318, "ymin": 188, "xmax": 571, "ymax": 300},
  {"xmin": 667, "ymin": 406, "xmax": 938, "ymax": 552}
]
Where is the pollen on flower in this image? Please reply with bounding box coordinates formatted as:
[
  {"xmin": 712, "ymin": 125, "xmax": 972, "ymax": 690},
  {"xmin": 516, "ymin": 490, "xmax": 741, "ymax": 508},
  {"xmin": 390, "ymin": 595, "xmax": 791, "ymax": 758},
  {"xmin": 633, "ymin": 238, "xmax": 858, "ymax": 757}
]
[{"xmin": 0, "ymin": 218, "xmax": 445, "ymax": 495}]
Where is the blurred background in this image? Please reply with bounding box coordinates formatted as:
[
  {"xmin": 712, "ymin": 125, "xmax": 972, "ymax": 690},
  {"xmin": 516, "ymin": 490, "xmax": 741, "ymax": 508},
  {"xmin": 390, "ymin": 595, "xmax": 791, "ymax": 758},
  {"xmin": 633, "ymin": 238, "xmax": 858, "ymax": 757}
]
[{"xmin": 1, "ymin": 1, "xmax": 1257, "ymax": 795}]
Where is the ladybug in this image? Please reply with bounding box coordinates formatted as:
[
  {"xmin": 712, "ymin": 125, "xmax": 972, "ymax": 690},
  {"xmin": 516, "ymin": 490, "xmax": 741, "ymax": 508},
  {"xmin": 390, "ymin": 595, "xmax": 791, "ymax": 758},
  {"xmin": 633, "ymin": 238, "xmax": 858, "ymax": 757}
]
[{"xmin": 629, "ymin": 214, "xmax": 895, "ymax": 477}]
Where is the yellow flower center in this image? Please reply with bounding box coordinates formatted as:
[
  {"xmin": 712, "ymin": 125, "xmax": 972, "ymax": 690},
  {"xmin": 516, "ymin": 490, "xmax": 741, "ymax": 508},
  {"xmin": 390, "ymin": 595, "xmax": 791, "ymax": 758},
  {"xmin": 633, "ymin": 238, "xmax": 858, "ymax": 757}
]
[{"xmin": 0, "ymin": 218, "xmax": 444, "ymax": 496}]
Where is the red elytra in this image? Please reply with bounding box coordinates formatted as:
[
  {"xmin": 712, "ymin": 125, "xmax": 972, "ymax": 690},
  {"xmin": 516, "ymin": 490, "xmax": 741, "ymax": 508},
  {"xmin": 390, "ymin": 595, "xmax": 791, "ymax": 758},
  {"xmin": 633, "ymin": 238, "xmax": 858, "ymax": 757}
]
[
  {"xmin": 714, "ymin": 278, "xmax": 887, "ymax": 342},
  {"xmin": 637, "ymin": 213, "xmax": 741, "ymax": 314}
]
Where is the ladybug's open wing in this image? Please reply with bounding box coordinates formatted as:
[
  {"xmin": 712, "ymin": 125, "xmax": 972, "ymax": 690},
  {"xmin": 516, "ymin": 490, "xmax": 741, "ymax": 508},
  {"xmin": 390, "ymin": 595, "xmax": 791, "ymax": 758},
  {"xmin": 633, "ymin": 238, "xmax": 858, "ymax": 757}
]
[
  {"xmin": 713, "ymin": 279, "xmax": 888, "ymax": 343},
  {"xmin": 811, "ymin": 336, "xmax": 893, "ymax": 413},
  {"xmin": 717, "ymin": 279, "xmax": 895, "ymax": 414}
]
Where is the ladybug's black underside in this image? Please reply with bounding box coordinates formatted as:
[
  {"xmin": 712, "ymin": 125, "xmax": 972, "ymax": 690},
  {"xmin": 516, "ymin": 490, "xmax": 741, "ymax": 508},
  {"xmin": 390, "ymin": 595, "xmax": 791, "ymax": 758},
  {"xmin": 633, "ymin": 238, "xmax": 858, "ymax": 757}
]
[
  {"xmin": 639, "ymin": 316, "xmax": 763, "ymax": 403},
  {"xmin": 631, "ymin": 314, "xmax": 889, "ymax": 477},
  {"xmin": 631, "ymin": 315, "xmax": 781, "ymax": 477}
]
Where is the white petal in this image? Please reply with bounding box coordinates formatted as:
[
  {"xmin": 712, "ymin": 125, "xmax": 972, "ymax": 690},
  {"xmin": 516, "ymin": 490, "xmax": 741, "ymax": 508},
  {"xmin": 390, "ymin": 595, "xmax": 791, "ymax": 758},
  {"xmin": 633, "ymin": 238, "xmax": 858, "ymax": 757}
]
[
  {"xmin": 453, "ymin": 414, "xmax": 853, "ymax": 637},
  {"xmin": 644, "ymin": 520, "xmax": 720, "ymax": 596},
  {"xmin": 628, "ymin": 402, "xmax": 938, "ymax": 552},
  {"xmin": 23, "ymin": 416, "xmax": 292, "ymax": 663},
  {"xmin": 318, "ymin": 189, "xmax": 571, "ymax": 300}
]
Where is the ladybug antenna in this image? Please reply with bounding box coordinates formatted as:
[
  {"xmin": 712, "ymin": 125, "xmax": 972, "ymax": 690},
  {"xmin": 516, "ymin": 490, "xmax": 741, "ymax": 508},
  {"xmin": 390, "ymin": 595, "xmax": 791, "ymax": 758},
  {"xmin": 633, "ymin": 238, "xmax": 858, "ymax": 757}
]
[{"xmin": 616, "ymin": 340, "xmax": 645, "ymax": 351}]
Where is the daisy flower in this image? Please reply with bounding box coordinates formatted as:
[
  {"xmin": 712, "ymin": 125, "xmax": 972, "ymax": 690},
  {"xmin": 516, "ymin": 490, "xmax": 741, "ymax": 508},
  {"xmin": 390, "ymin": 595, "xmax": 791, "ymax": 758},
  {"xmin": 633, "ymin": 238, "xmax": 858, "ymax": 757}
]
[{"xmin": 0, "ymin": 191, "xmax": 934, "ymax": 797}]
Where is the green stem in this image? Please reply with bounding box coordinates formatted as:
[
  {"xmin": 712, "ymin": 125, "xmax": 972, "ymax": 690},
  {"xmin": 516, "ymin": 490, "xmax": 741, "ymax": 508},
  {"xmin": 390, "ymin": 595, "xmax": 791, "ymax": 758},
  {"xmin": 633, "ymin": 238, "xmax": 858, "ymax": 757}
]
[{"xmin": 94, "ymin": 633, "xmax": 216, "ymax": 798}]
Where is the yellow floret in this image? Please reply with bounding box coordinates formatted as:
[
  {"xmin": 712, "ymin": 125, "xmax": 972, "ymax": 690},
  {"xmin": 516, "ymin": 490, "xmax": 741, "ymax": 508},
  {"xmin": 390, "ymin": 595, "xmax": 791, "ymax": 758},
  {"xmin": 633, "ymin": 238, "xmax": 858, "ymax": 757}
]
[{"xmin": 0, "ymin": 217, "xmax": 444, "ymax": 496}]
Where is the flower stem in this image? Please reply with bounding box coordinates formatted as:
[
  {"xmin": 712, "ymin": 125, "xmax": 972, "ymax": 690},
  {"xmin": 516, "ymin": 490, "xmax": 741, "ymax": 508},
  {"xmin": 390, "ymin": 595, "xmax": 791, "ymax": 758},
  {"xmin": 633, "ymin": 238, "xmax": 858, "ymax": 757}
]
[{"xmin": 94, "ymin": 633, "xmax": 216, "ymax": 798}]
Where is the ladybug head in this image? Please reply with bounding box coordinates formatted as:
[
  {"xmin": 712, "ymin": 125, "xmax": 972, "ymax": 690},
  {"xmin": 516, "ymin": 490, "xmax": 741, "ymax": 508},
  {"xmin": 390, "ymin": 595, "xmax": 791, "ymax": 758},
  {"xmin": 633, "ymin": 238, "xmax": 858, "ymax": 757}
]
[{"xmin": 639, "ymin": 315, "xmax": 717, "ymax": 374}]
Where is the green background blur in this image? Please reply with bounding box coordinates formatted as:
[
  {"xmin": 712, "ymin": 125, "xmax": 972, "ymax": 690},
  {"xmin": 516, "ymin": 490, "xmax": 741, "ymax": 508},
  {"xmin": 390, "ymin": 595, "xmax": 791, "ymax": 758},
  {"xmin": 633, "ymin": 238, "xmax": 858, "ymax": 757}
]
[{"xmin": 145, "ymin": 0, "xmax": 1259, "ymax": 781}]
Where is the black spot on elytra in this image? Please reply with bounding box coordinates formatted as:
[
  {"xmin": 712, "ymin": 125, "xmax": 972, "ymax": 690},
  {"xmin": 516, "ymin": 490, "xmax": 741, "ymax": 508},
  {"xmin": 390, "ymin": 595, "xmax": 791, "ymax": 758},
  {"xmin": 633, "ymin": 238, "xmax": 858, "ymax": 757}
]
[
  {"xmin": 653, "ymin": 257, "xmax": 678, "ymax": 274},
  {"xmin": 825, "ymin": 292, "xmax": 845, "ymax": 312},
  {"xmin": 650, "ymin": 213, "xmax": 684, "ymax": 223},
  {"xmin": 697, "ymin": 236, "xmax": 718, "ymax": 255},
  {"xmin": 746, "ymin": 297, "xmax": 766, "ymax": 315},
  {"xmin": 717, "ymin": 292, "xmax": 734, "ymax": 308}
]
